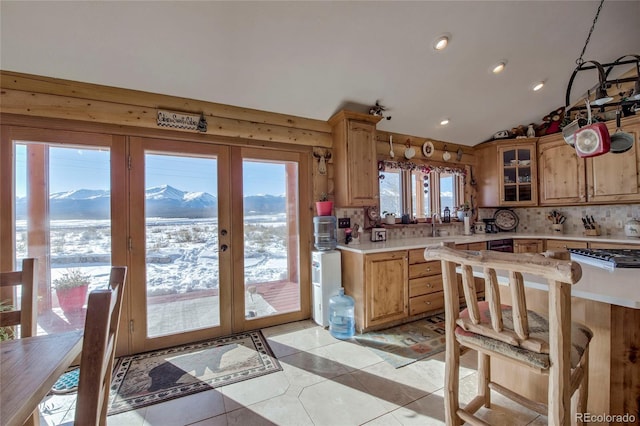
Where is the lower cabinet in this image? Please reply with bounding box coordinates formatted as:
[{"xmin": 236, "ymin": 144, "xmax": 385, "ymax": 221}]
[
  {"xmin": 365, "ymin": 251, "xmax": 409, "ymax": 328},
  {"xmin": 341, "ymin": 249, "xmax": 408, "ymax": 332},
  {"xmin": 513, "ymin": 239, "xmax": 544, "ymax": 253},
  {"xmin": 546, "ymin": 239, "xmax": 588, "ymax": 250},
  {"xmin": 408, "ymin": 249, "xmax": 444, "ymax": 316}
]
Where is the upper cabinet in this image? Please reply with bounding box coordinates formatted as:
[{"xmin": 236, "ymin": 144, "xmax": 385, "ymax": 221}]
[
  {"xmin": 538, "ymin": 133, "xmax": 586, "ymax": 204},
  {"xmin": 329, "ymin": 111, "xmax": 382, "ymax": 207},
  {"xmin": 498, "ymin": 142, "xmax": 538, "ymax": 206},
  {"xmin": 475, "ymin": 139, "xmax": 538, "ymax": 207},
  {"xmin": 538, "ymin": 116, "xmax": 640, "ymax": 205}
]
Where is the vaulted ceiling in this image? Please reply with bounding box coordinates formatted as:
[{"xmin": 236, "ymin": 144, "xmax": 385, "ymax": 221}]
[{"xmin": 1, "ymin": 1, "xmax": 639, "ymax": 146}]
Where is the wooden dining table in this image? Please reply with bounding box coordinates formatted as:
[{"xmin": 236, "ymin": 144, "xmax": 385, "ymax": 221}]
[{"xmin": 0, "ymin": 330, "xmax": 83, "ymax": 426}]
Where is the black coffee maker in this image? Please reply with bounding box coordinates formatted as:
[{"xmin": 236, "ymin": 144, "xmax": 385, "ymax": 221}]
[{"xmin": 483, "ymin": 218, "xmax": 499, "ymax": 233}]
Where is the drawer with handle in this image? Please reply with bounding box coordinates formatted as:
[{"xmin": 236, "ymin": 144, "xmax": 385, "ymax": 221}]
[
  {"xmin": 409, "ymin": 275, "xmax": 444, "ymax": 298},
  {"xmin": 409, "ymin": 291, "xmax": 445, "ymax": 316},
  {"xmin": 409, "ymin": 260, "xmax": 442, "ymax": 279}
]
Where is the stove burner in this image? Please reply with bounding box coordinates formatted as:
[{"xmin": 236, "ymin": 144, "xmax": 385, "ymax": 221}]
[{"xmin": 568, "ymin": 248, "xmax": 640, "ymax": 269}]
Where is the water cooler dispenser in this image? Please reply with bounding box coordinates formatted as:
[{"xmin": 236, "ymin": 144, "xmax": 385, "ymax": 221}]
[{"xmin": 311, "ymin": 250, "xmax": 341, "ymax": 327}]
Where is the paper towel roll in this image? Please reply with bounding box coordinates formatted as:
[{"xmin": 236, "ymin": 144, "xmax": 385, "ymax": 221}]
[{"xmin": 464, "ymin": 216, "xmax": 471, "ymax": 235}]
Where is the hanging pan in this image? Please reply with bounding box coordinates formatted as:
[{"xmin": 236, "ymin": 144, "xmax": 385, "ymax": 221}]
[
  {"xmin": 574, "ymin": 99, "xmax": 611, "ymax": 158},
  {"xmin": 610, "ymin": 108, "xmax": 634, "ymax": 153}
]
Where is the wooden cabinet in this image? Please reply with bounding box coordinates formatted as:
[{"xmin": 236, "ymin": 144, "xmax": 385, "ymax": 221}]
[
  {"xmin": 513, "ymin": 239, "xmax": 544, "ymax": 253},
  {"xmin": 328, "ymin": 110, "xmax": 382, "ymax": 207},
  {"xmin": 587, "ymin": 117, "xmax": 640, "ymax": 203},
  {"xmin": 408, "ymin": 249, "xmax": 444, "ymax": 316},
  {"xmin": 546, "ymin": 239, "xmax": 588, "ymax": 250},
  {"xmin": 538, "ymin": 134, "xmax": 586, "ymax": 205},
  {"xmin": 341, "ymin": 249, "xmax": 408, "ymax": 332},
  {"xmin": 365, "ymin": 251, "xmax": 409, "ymax": 328},
  {"xmin": 475, "ymin": 139, "xmax": 538, "ymax": 207},
  {"xmin": 538, "ymin": 115, "xmax": 640, "ymax": 205}
]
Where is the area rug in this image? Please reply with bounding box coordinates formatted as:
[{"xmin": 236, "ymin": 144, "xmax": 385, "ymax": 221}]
[
  {"xmin": 107, "ymin": 330, "xmax": 281, "ymax": 415},
  {"xmin": 354, "ymin": 314, "xmax": 446, "ymax": 368}
]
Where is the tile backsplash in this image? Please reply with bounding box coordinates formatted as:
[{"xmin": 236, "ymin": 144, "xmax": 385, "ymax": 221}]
[
  {"xmin": 331, "ymin": 204, "xmax": 640, "ymax": 242},
  {"xmin": 334, "ymin": 207, "xmax": 466, "ymax": 242},
  {"xmin": 479, "ymin": 204, "xmax": 640, "ymax": 236}
]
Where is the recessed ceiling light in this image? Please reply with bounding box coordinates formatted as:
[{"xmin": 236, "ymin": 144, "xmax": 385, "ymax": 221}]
[
  {"xmin": 433, "ymin": 34, "xmax": 450, "ymax": 51},
  {"xmin": 440, "ymin": 118, "xmax": 450, "ymax": 126},
  {"xmin": 532, "ymin": 81, "xmax": 545, "ymax": 91},
  {"xmin": 492, "ymin": 61, "xmax": 507, "ymax": 74}
]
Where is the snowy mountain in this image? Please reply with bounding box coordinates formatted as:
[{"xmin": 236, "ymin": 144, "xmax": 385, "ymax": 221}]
[{"xmin": 15, "ymin": 185, "xmax": 285, "ymax": 219}]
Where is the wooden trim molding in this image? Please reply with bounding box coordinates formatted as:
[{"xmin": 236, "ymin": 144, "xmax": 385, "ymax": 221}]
[{"xmin": 1, "ymin": 71, "xmax": 332, "ymax": 148}]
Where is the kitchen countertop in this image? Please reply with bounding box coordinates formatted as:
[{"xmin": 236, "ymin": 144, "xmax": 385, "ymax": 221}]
[
  {"xmin": 337, "ymin": 233, "xmax": 640, "ymax": 309},
  {"xmin": 337, "ymin": 232, "xmax": 640, "ymax": 254}
]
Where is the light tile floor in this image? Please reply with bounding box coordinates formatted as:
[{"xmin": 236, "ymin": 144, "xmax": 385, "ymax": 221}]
[{"xmin": 39, "ymin": 320, "xmax": 548, "ymax": 425}]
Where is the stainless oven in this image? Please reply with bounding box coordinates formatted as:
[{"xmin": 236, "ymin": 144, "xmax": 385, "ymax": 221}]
[{"xmin": 487, "ymin": 239, "xmax": 514, "ymax": 253}]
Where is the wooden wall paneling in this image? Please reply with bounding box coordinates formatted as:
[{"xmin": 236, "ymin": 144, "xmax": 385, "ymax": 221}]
[
  {"xmin": 0, "ymin": 89, "xmax": 332, "ymax": 148},
  {"xmin": 1, "ymin": 71, "xmax": 331, "ymax": 134},
  {"xmin": 375, "ymin": 131, "xmax": 475, "ymax": 166}
]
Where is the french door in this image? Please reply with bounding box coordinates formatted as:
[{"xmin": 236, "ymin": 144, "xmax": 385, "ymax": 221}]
[{"xmin": 129, "ymin": 138, "xmax": 310, "ymax": 353}]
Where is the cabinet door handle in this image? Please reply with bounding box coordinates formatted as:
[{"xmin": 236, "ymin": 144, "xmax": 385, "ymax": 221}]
[{"xmin": 426, "ymin": 267, "xmax": 431, "ymax": 272}]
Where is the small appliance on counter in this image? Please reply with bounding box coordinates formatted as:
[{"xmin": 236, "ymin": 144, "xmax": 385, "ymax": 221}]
[
  {"xmin": 370, "ymin": 227, "xmax": 387, "ymax": 242},
  {"xmin": 625, "ymin": 219, "xmax": 640, "ymax": 238},
  {"xmin": 482, "ymin": 218, "xmax": 499, "ymax": 233}
]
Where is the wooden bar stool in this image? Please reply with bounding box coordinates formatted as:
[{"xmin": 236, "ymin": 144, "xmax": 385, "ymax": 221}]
[{"xmin": 424, "ymin": 244, "xmax": 591, "ymax": 426}]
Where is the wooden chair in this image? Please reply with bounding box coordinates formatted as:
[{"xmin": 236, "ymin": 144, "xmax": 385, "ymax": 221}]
[
  {"xmin": 74, "ymin": 266, "xmax": 127, "ymax": 426},
  {"xmin": 424, "ymin": 244, "xmax": 591, "ymax": 426},
  {"xmin": 1, "ymin": 258, "xmax": 39, "ymax": 425},
  {"xmin": 0, "ymin": 258, "xmax": 38, "ymax": 339}
]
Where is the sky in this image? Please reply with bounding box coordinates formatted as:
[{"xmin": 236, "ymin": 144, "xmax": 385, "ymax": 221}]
[{"xmin": 15, "ymin": 145, "xmax": 286, "ymax": 197}]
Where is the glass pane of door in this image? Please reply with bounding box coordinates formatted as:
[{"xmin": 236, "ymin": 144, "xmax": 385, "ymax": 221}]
[
  {"xmin": 14, "ymin": 142, "xmax": 111, "ymax": 335},
  {"xmin": 144, "ymin": 153, "xmax": 220, "ymax": 337},
  {"xmin": 242, "ymin": 159, "xmax": 300, "ymax": 320}
]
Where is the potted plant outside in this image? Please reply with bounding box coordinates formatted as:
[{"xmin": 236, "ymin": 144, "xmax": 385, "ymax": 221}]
[
  {"xmin": 53, "ymin": 269, "xmax": 91, "ymax": 315},
  {"xmin": 315, "ymin": 193, "xmax": 334, "ymax": 216}
]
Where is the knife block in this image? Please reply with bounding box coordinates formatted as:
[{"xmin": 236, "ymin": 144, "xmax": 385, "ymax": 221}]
[{"xmin": 583, "ymin": 224, "xmax": 601, "ymax": 236}]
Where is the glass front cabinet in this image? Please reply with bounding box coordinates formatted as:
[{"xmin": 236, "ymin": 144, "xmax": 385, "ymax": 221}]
[{"xmin": 497, "ymin": 141, "xmax": 538, "ymax": 206}]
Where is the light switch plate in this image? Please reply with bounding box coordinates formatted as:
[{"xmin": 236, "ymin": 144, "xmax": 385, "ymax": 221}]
[{"xmin": 338, "ymin": 218, "xmax": 351, "ymax": 228}]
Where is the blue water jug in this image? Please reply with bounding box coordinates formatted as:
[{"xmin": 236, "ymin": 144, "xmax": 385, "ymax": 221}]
[{"xmin": 329, "ymin": 287, "xmax": 355, "ymax": 339}]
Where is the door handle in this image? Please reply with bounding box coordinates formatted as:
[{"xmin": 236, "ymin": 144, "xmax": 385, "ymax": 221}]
[
  {"xmin": 220, "ymin": 229, "xmax": 228, "ymax": 236},
  {"xmin": 220, "ymin": 244, "xmax": 228, "ymax": 252}
]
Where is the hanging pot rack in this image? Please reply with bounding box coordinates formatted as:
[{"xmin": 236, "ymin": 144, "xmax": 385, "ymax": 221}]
[{"xmin": 565, "ymin": 55, "xmax": 640, "ymax": 112}]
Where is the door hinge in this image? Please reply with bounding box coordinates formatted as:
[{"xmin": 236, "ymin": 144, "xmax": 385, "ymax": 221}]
[
  {"xmin": 128, "ymin": 237, "xmax": 132, "ymax": 251},
  {"xmin": 128, "ymin": 155, "xmax": 132, "ymax": 170},
  {"xmin": 129, "ymin": 320, "xmax": 134, "ymax": 334}
]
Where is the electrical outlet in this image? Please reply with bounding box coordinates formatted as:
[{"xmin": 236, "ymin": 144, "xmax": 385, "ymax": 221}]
[{"xmin": 338, "ymin": 218, "xmax": 351, "ymax": 228}]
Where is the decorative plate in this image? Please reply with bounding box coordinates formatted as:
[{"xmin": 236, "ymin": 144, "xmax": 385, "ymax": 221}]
[
  {"xmin": 422, "ymin": 141, "xmax": 434, "ymax": 157},
  {"xmin": 494, "ymin": 209, "xmax": 519, "ymax": 231},
  {"xmin": 367, "ymin": 206, "xmax": 379, "ymax": 221}
]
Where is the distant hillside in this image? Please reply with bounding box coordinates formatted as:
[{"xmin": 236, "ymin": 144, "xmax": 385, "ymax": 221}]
[{"xmin": 15, "ymin": 185, "xmax": 286, "ymax": 219}]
